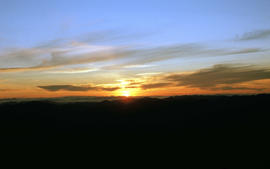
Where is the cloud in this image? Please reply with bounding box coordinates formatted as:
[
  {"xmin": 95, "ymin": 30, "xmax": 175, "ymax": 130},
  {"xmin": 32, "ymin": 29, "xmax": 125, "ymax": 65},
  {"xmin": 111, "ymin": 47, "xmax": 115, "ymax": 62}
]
[
  {"xmin": 0, "ymin": 88, "xmax": 17, "ymax": 92},
  {"xmin": 0, "ymin": 44, "xmax": 127, "ymax": 73},
  {"xmin": 38, "ymin": 85, "xmax": 95, "ymax": 91},
  {"xmin": 212, "ymin": 86, "xmax": 265, "ymax": 91},
  {"xmin": 236, "ymin": 29, "xmax": 270, "ymax": 41},
  {"xmin": 99, "ymin": 86, "xmax": 120, "ymax": 91},
  {"xmin": 0, "ymin": 48, "xmax": 46, "ymax": 68},
  {"xmin": 0, "ymin": 29, "xmax": 136, "ymax": 73},
  {"xmin": 47, "ymin": 67, "xmax": 99, "ymax": 74},
  {"xmin": 224, "ymin": 48, "xmax": 263, "ymax": 55},
  {"xmin": 0, "ymin": 65, "xmax": 56, "ymax": 72},
  {"xmin": 104, "ymin": 44, "xmax": 264, "ymax": 70},
  {"xmin": 125, "ymin": 86, "xmax": 139, "ymax": 89},
  {"xmin": 140, "ymin": 82, "xmax": 172, "ymax": 90},
  {"xmin": 0, "ymin": 30, "xmax": 266, "ymax": 73},
  {"xmin": 38, "ymin": 85, "xmax": 120, "ymax": 92},
  {"xmin": 123, "ymin": 64, "xmax": 155, "ymax": 68},
  {"xmin": 166, "ymin": 64, "xmax": 270, "ymax": 89},
  {"xmin": 136, "ymin": 72, "xmax": 162, "ymax": 76},
  {"xmin": 0, "ymin": 29, "xmax": 153, "ymax": 73}
]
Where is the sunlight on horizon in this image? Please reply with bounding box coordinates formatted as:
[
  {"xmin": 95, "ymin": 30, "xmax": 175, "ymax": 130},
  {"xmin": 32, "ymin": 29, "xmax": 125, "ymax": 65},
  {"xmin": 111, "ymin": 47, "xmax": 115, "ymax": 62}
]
[{"xmin": 121, "ymin": 90, "xmax": 130, "ymax": 97}]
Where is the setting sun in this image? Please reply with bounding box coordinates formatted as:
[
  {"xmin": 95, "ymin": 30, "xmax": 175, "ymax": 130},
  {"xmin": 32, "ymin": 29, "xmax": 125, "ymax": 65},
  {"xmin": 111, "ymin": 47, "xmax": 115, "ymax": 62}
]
[{"xmin": 121, "ymin": 90, "xmax": 130, "ymax": 97}]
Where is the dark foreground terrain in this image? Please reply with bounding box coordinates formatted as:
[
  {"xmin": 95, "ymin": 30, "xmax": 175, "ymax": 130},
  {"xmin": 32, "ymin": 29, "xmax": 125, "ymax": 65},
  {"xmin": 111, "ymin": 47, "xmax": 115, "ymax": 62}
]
[{"xmin": 0, "ymin": 94, "xmax": 269, "ymax": 168}]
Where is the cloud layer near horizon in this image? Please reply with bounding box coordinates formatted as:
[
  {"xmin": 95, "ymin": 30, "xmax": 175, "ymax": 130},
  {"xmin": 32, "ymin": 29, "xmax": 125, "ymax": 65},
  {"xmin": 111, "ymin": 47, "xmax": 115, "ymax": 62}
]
[
  {"xmin": 165, "ymin": 64, "xmax": 270, "ymax": 90},
  {"xmin": 38, "ymin": 64, "xmax": 270, "ymax": 93},
  {"xmin": 38, "ymin": 85, "xmax": 120, "ymax": 92}
]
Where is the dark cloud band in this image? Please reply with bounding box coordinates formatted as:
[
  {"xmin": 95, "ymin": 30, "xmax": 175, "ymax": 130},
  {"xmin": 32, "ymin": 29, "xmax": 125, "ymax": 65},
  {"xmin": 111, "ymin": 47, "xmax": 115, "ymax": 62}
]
[
  {"xmin": 140, "ymin": 83, "xmax": 172, "ymax": 90},
  {"xmin": 165, "ymin": 64, "xmax": 270, "ymax": 89},
  {"xmin": 38, "ymin": 85, "xmax": 120, "ymax": 92}
]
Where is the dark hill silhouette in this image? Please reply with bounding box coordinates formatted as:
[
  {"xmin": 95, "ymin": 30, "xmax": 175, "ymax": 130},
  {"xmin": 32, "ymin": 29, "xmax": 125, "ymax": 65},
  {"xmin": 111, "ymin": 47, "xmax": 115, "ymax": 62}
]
[{"xmin": 0, "ymin": 94, "xmax": 269, "ymax": 168}]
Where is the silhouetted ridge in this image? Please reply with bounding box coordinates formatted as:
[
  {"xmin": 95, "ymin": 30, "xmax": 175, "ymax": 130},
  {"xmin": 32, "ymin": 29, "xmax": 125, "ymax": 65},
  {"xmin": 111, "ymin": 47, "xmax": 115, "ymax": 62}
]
[{"xmin": 1, "ymin": 94, "xmax": 269, "ymax": 167}]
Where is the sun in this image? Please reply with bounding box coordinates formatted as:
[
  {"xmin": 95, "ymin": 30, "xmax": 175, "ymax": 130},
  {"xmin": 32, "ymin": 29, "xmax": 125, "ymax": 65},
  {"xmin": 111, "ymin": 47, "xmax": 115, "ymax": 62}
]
[
  {"xmin": 115, "ymin": 79, "xmax": 138, "ymax": 97},
  {"xmin": 121, "ymin": 90, "xmax": 130, "ymax": 97}
]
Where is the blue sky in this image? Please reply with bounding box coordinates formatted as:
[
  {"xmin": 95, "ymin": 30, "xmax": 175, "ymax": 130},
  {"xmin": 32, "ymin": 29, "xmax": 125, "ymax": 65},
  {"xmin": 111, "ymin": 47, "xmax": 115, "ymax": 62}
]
[{"xmin": 1, "ymin": 0, "xmax": 270, "ymax": 47}]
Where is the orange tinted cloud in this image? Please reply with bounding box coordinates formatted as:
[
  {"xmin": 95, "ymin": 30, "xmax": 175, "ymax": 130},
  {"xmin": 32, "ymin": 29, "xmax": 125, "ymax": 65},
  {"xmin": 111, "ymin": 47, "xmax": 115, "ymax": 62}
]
[{"xmin": 165, "ymin": 64, "xmax": 270, "ymax": 90}]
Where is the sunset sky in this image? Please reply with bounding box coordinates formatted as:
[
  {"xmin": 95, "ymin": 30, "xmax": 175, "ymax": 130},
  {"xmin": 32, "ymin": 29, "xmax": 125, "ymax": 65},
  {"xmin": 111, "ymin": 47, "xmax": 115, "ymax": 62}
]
[{"xmin": 1, "ymin": 0, "xmax": 270, "ymax": 98}]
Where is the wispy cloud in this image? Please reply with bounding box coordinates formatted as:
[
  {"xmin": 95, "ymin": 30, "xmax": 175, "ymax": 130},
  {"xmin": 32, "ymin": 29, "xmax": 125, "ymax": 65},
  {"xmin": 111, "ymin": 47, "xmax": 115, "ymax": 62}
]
[
  {"xmin": 140, "ymin": 82, "xmax": 172, "ymax": 90},
  {"xmin": 0, "ymin": 36, "xmax": 266, "ymax": 73},
  {"xmin": 236, "ymin": 29, "xmax": 270, "ymax": 41},
  {"xmin": 136, "ymin": 72, "xmax": 162, "ymax": 76},
  {"xmin": 123, "ymin": 64, "xmax": 155, "ymax": 69},
  {"xmin": 104, "ymin": 44, "xmax": 264, "ymax": 70},
  {"xmin": 38, "ymin": 84, "xmax": 120, "ymax": 92},
  {"xmin": 0, "ymin": 43, "xmax": 127, "ymax": 72},
  {"xmin": 0, "ymin": 88, "xmax": 18, "ymax": 92},
  {"xmin": 0, "ymin": 48, "xmax": 47, "ymax": 68},
  {"xmin": 0, "ymin": 29, "xmax": 138, "ymax": 73},
  {"xmin": 47, "ymin": 67, "xmax": 99, "ymax": 74},
  {"xmin": 212, "ymin": 86, "xmax": 265, "ymax": 91},
  {"xmin": 0, "ymin": 28, "xmax": 268, "ymax": 76}
]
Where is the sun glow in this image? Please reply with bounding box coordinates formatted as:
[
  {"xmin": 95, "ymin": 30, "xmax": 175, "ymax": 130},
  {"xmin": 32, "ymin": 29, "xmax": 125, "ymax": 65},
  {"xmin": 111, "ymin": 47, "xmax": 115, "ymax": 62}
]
[
  {"xmin": 121, "ymin": 90, "xmax": 130, "ymax": 97},
  {"xmin": 114, "ymin": 79, "xmax": 141, "ymax": 97}
]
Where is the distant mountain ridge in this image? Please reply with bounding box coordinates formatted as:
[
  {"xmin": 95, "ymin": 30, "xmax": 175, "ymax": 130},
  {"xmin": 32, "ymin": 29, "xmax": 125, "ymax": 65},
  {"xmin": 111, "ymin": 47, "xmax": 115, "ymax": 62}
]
[{"xmin": 0, "ymin": 94, "xmax": 268, "ymax": 104}]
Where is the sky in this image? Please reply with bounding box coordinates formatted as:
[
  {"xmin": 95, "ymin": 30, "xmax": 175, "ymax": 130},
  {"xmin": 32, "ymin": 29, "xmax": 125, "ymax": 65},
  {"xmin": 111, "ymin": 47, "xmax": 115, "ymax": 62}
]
[{"xmin": 0, "ymin": 0, "xmax": 270, "ymax": 98}]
